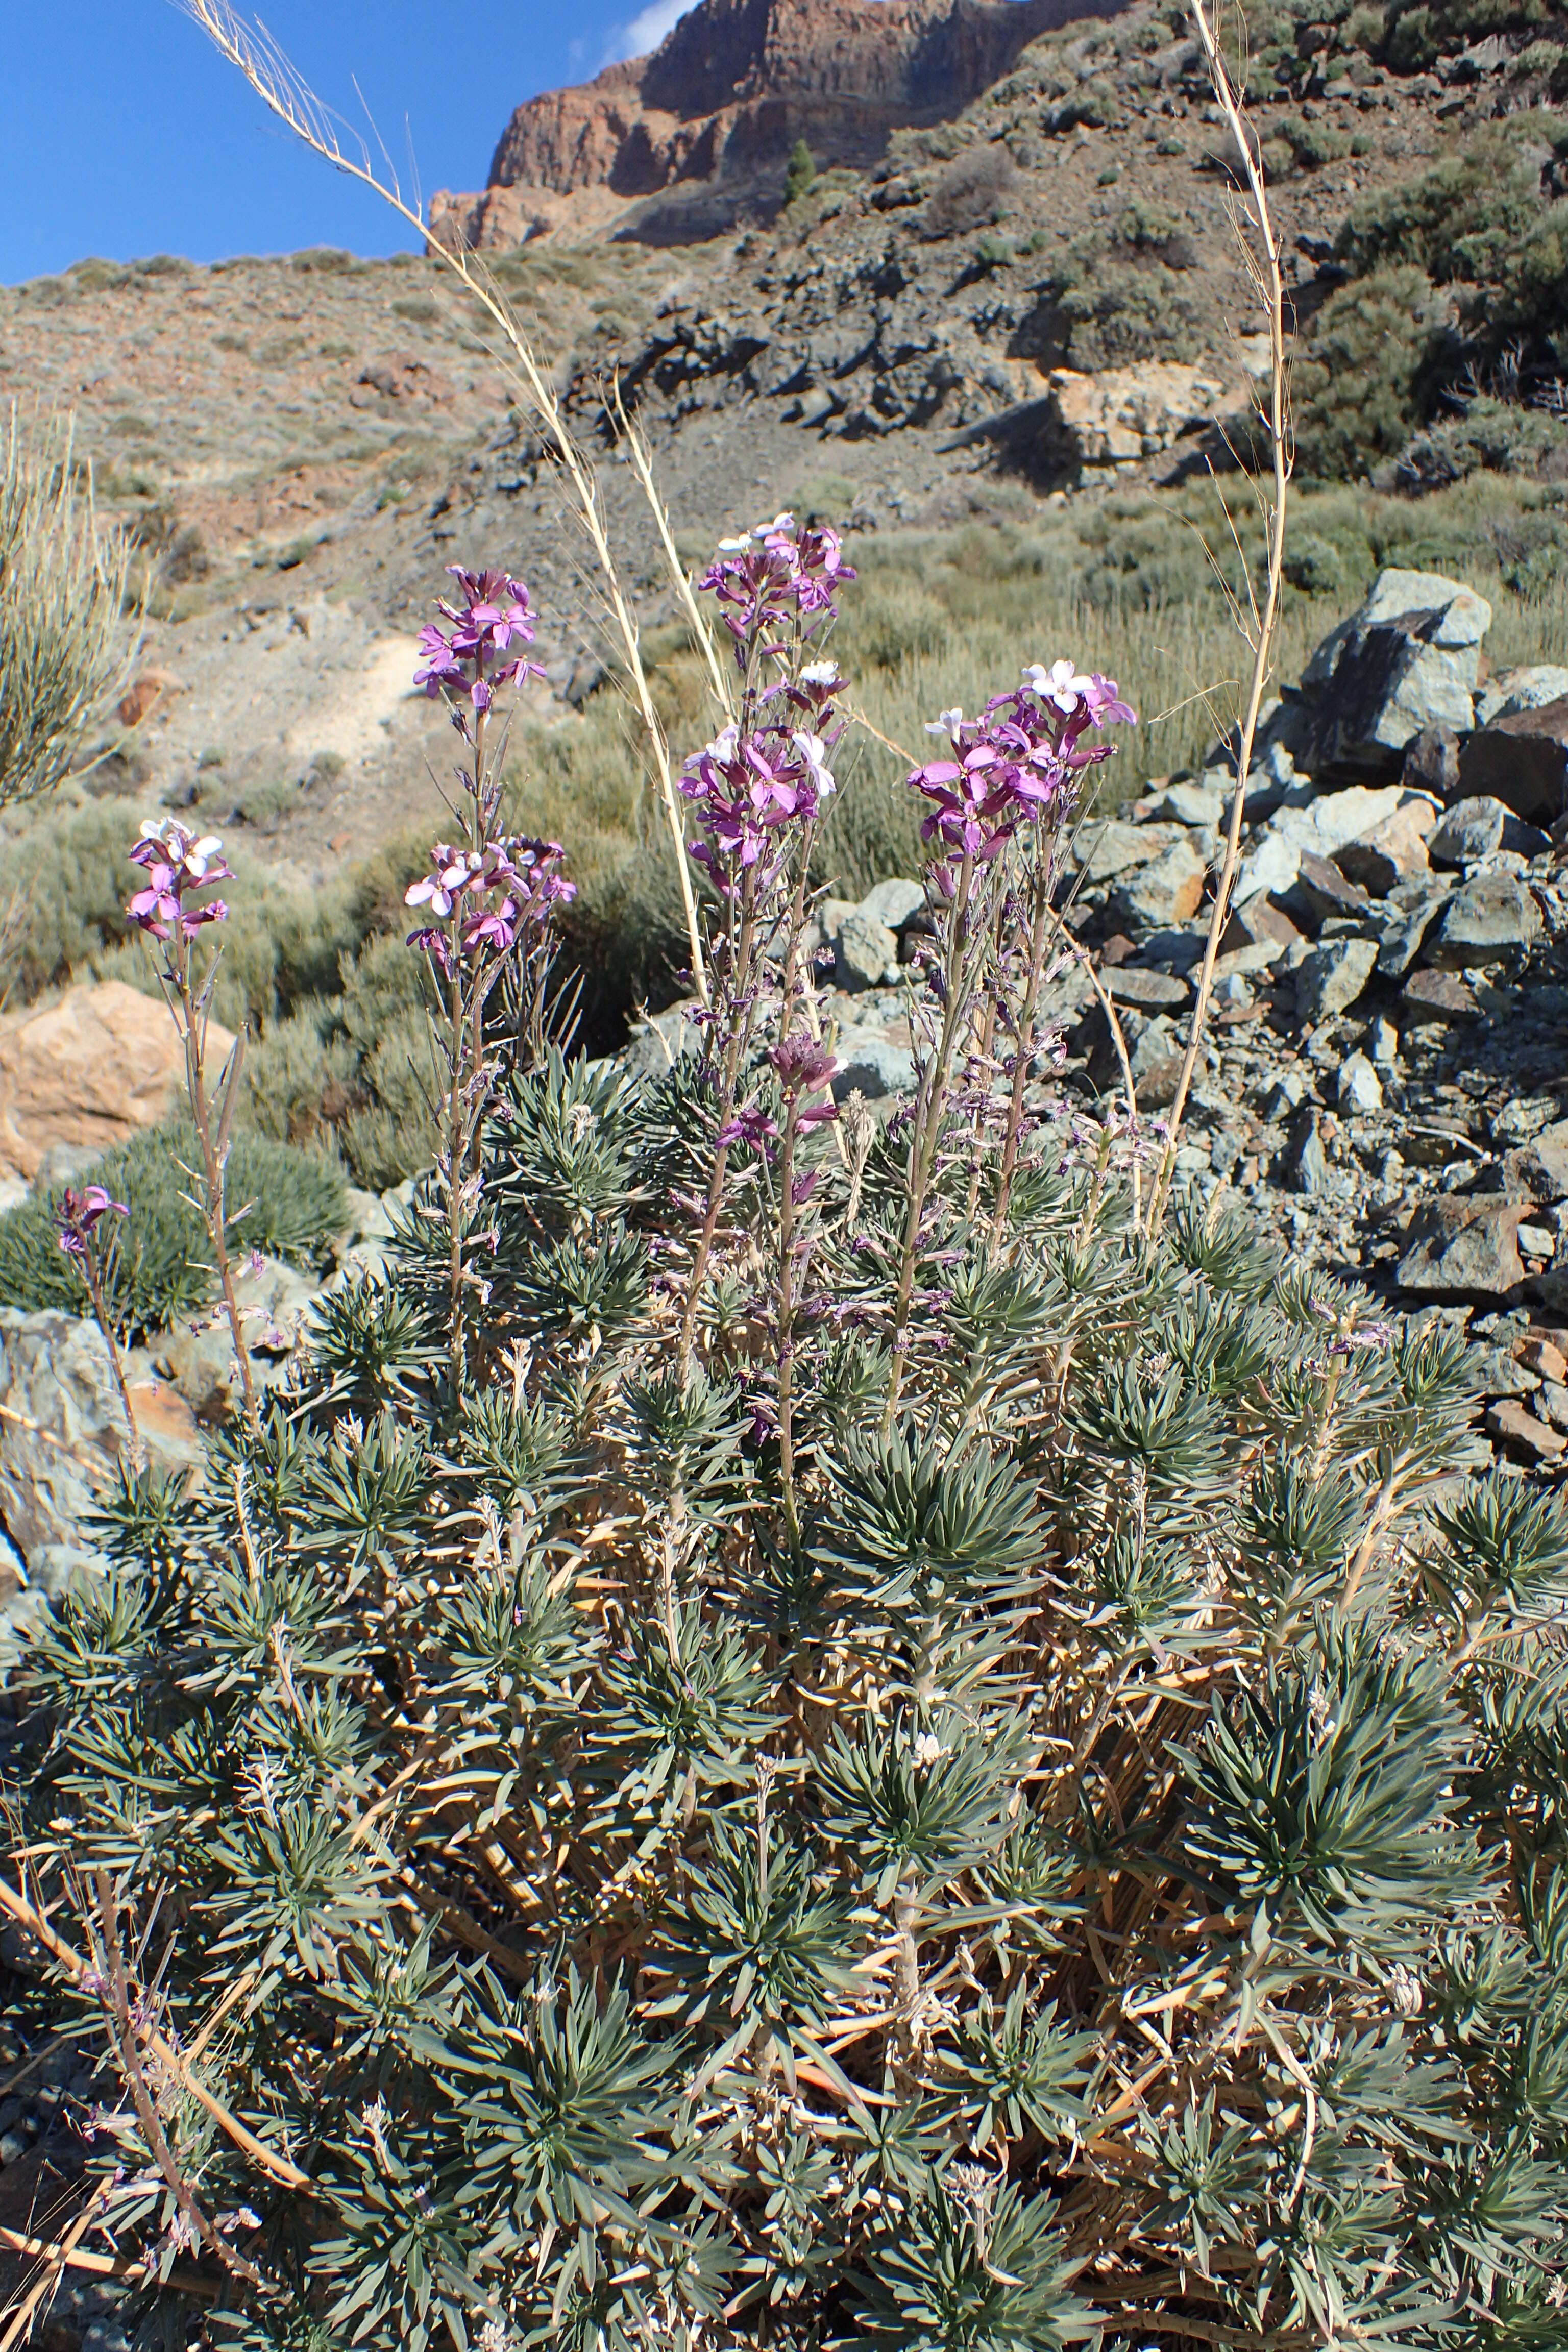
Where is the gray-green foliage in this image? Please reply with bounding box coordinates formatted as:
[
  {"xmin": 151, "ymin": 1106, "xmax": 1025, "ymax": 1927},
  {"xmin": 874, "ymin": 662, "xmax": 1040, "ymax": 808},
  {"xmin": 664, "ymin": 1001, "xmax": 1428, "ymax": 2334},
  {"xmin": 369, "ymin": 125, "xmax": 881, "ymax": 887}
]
[
  {"xmin": 7, "ymin": 1032, "xmax": 1566, "ymax": 2348},
  {"xmin": 0, "ymin": 1122, "xmax": 346, "ymax": 1334},
  {"xmin": 0, "ymin": 407, "xmax": 131, "ymax": 813}
]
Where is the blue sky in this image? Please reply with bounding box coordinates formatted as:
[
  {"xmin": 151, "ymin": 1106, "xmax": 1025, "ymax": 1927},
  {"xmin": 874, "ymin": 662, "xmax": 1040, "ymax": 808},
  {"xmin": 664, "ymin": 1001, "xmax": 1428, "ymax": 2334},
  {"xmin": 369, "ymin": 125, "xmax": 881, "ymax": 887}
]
[{"xmin": 0, "ymin": 0, "xmax": 700, "ymax": 284}]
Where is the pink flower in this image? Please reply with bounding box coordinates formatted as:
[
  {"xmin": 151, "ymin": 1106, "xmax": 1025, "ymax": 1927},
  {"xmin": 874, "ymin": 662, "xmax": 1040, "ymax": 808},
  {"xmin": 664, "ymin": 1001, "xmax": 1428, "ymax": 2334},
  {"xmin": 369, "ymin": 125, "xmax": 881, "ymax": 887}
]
[
  {"xmin": 126, "ymin": 823, "xmax": 233, "ymax": 939},
  {"xmin": 57, "ymin": 1185, "xmax": 129, "ymax": 1257}
]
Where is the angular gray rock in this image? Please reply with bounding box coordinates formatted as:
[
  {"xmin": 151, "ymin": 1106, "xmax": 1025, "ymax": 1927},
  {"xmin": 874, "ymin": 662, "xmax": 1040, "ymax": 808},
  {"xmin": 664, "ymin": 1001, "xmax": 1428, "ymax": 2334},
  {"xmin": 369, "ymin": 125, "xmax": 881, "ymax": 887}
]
[
  {"xmin": 856, "ymin": 877, "xmax": 925, "ymax": 930},
  {"xmin": 1397, "ymin": 1199, "xmax": 1526, "ymax": 1295},
  {"xmin": 1428, "ymin": 874, "xmax": 1542, "ymax": 968},
  {"xmin": 1474, "ymin": 664, "xmax": 1568, "ymax": 726},
  {"xmin": 1427, "ymin": 796, "xmax": 1507, "ymax": 867},
  {"xmin": 1142, "ymin": 780, "xmax": 1225, "ymax": 827},
  {"xmin": 1297, "ymin": 570, "xmax": 1490, "ymax": 779},
  {"xmin": 0, "ymin": 1311, "xmax": 199, "ymax": 1621},
  {"xmin": 1295, "ymin": 935, "xmax": 1379, "ymax": 1024},
  {"xmin": 1109, "ymin": 836, "xmax": 1206, "ymax": 932},
  {"xmin": 831, "ymin": 1026, "xmax": 915, "ymax": 1100},
  {"xmin": 836, "ymin": 907, "xmax": 899, "ymax": 991},
  {"xmin": 1376, "ymin": 878, "xmax": 1454, "ymax": 976},
  {"xmin": 1401, "ymin": 968, "xmax": 1481, "ymax": 1023},
  {"xmin": 1336, "ymin": 1052, "xmax": 1383, "ymax": 1113},
  {"xmin": 1500, "ymin": 1121, "xmax": 1568, "ymax": 1205}
]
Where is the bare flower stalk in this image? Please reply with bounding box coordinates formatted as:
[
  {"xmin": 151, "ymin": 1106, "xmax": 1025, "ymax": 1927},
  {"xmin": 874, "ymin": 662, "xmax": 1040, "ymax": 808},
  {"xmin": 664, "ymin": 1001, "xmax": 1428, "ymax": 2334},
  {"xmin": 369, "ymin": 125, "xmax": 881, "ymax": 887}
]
[
  {"xmin": 176, "ymin": 0, "xmax": 707, "ymax": 1006},
  {"xmin": 1147, "ymin": 0, "xmax": 1291, "ymax": 1231},
  {"xmin": 55, "ymin": 1185, "xmax": 144, "ymax": 1467}
]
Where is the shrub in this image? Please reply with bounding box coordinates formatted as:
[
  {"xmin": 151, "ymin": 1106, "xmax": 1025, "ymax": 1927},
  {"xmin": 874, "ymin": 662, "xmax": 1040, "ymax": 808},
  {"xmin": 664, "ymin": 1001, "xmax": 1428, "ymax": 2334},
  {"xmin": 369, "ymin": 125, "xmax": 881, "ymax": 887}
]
[
  {"xmin": 0, "ymin": 408, "xmax": 131, "ymax": 812},
  {"xmin": 1389, "ymin": 393, "xmax": 1567, "ymax": 490},
  {"xmin": 920, "ymin": 142, "xmax": 1020, "ymax": 238},
  {"xmin": 1334, "ymin": 126, "xmax": 1568, "ymax": 364},
  {"xmin": 0, "ymin": 1123, "xmax": 346, "ymax": 1335},
  {"xmin": 5, "ymin": 524, "xmax": 1567, "ymax": 2352},
  {"xmin": 782, "ymin": 137, "xmax": 817, "ymax": 206},
  {"xmin": 1293, "ymin": 263, "xmax": 1459, "ymax": 479}
]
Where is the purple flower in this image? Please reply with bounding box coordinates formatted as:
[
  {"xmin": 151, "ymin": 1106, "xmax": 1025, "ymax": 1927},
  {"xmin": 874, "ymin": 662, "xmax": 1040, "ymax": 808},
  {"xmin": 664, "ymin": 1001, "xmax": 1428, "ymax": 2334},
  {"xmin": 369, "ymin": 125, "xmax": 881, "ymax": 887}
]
[
  {"xmin": 716, "ymin": 1105, "xmax": 779, "ymax": 1153},
  {"xmin": 57, "ymin": 1185, "xmax": 129, "ymax": 1258},
  {"xmin": 126, "ymin": 822, "xmax": 233, "ymax": 941},
  {"xmin": 413, "ymin": 567, "xmax": 548, "ymax": 708}
]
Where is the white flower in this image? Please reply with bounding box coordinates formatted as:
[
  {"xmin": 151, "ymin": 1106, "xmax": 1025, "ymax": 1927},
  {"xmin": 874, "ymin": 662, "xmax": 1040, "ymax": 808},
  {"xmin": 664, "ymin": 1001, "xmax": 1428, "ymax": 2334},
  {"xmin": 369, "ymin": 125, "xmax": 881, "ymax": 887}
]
[
  {"xmin": 715, "ymin": 535, "xmax": 752, "ymax": 554},
  {"xmin": 800, "ymin": 659, "xmax": 841, "ymax": 685},
  {"xmin": 753, "ymin": 509, "xmax": 796, "ymax": 536},
  {"xmin": 913, "ymin": 1731, "xmax": 946, "ymax": 1769},
  {"xmin": 792, "ymin": 730, "xmax": 836, "ymax": 796},
  {"xmin": 924, "ymin": 707, "xmax": 965, "ymax": 742},
  {"xmin": 702, "ymin": 722, "xmax": 740, "ymax": 765},
  {"xmin": 186, "ymin": 834, "xmax": 225, "ymax": 877},
  {"xmin": 1023, "ymin": 658, "xmax": 1092, "ymax": 713}
]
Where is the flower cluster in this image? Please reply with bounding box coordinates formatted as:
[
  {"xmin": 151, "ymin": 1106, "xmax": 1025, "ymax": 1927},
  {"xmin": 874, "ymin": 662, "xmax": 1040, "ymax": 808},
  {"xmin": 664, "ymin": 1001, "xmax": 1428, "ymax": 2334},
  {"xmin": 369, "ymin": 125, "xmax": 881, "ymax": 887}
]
[
  {"xmin": 698, "ymin": 511, "xmax": 856, "ymax": 657},
  {"xmin": 406, "ymin": 837, "xmax": 575, "ymax": 973},
  {"xmin": 414, "ymin": 567, "xmax": 548, "ymax": 716},
  {"xmin": 679, "ymin": 717, "xmax": 838, "ymax": 894},
  {"xmin": 56, "ymin": 1184, "xmax": 128, "ymax": 1259},
  {"xmin": 909, "ymin": 664, "xmax": 1138, "ymax": 861},
  {"xmin": 126, "ymin": 822, "xmax": 232, "ymax": 940}
]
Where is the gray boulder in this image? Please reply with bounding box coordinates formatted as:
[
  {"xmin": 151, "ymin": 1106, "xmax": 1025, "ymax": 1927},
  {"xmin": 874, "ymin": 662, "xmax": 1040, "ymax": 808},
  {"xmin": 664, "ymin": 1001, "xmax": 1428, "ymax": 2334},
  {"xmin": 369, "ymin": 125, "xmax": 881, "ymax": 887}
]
[
  {"xmin": 856, "ymin": 877, "xmax": 925, "ymax": 930},
  {"xmin": 1297, "ymin": 569, "xmax": 1491, "ymax": 780},
  {"xmin": 831, "ymin": 1027, "xmax": 916, "ymax": 1100},
  {"xmin": 1294, "ymin": 935, "xmax": 1379, "ymax": 1024},
  {"xmin": 1455, "ymin": 697, "xmax": 1568, "ymax": 825},
  {"xmin": 836, "ymin": 907, "xmax": 899, "ymax": 991},
  {"xmin": 1428, "ymin": 874, "xmax": 1542, "ymax": 968}
]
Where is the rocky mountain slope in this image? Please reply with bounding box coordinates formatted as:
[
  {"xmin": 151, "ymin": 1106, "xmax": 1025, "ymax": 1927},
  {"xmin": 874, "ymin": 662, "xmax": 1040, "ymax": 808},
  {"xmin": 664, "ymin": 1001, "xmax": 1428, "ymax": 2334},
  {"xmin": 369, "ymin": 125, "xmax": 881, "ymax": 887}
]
[{"xmin": 430, "ymin": 0, "xmax": 1127, "ymax": 248}]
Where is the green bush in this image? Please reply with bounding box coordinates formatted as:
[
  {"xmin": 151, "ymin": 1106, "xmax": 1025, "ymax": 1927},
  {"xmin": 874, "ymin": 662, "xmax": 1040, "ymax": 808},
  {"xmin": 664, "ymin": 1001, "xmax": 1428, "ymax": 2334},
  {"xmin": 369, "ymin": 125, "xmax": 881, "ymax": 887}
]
[
  {"xmin": 8, "ymin": 1050, "xmax": 1567, "ymax": 2347},
  {"xmin": 1390, "ymin": 393, "xmax": 1566, "ymax": 490},
  {"xmin": 782, "ymin": 137, "xmax": 817, "ymax": 206},
  {"xmin": 0, "ymin": 1123, "xmax": 347, "ymax": 1335},
  {"xmin": 1335, "ymin": 126, "xmax": 1568, "ymax": 363},
  {"xmin": 1293, "ymin": 264, "xmax": 1459, "ymax": 480}
]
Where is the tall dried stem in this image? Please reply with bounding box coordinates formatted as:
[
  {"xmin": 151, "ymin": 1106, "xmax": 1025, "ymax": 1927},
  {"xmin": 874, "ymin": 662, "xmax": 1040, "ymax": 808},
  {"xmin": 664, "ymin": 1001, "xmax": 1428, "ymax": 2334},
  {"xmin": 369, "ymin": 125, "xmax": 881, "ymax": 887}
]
[
  {"xmin": 1147, "ymin": 0, "xmax": 1291, "ymax": 1231},
  {"xmin": 178, "ymin": 0, "xmax": 707, "ymax": 1006}
]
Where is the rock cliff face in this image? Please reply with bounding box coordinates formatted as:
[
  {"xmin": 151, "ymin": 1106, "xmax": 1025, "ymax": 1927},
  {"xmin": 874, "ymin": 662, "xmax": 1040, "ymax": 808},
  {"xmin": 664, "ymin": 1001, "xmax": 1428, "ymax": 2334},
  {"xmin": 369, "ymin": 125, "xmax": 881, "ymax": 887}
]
[{"xmin": 431, "ymin": 0, "xmax": 1131, "ymax": 247}]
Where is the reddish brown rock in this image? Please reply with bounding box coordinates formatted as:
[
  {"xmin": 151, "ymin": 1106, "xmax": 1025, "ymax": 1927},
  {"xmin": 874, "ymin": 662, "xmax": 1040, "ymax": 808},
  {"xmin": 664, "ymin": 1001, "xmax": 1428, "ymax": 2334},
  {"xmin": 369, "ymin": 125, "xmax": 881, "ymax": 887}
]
[
  {"xmin": 117, "ymin": 670, "xmax": 182, "ymax": 728},
  {"xmin": 1401, "ymin": 969, "xmax": 1481, "ymax": 1024},
  {"xmin": 1486, "ymin": 1398, "xmax": 1567, "ymax": 1460},
  {"xmin": 430, "ymin": 0, "xmax": 1131, "ymax": 248},
  {"xmin": 1456, "ymin": 696, "xmax": 1568, "ymax": 825},
  {"xmin": 1517, "ymin": 1334, "xmax": 1568, "ymax": 1384},
  {"xmin": 0, "ymin": 982, "xmax": 235, "ymax": 1186}
]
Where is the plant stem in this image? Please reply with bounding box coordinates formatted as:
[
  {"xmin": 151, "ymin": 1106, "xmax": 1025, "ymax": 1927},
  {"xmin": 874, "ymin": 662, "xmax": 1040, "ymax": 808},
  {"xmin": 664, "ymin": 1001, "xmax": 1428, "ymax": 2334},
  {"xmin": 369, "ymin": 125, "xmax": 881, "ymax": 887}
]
[
  {"xmin": 75, "ymin": 1246, "xmax": 144, "ymax": 1472},
  {"xmin": 175, "ymin": 940, "xmax": 259, "ymax": 1436},
  {"xmin": 1148, "ymin": 0, "xmax": 1290, "ymax": 1232},
  {"xmin": 884, "ymin": 850, "xmax": 976, "ymax": 1430}
]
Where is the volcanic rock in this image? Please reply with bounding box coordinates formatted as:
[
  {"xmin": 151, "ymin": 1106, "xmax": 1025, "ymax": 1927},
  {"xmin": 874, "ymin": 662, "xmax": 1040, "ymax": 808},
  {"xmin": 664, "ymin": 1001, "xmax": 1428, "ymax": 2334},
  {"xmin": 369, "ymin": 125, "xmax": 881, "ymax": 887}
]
[
  {"xmin": 1396, "ymin": 1198, "xmax": 1528, "ymax": 1296},
  {"xmin": 1456, "ymin": 697, "xmax": 1568, "ymax": 825},
  {"xmin": 0, "ymin": 983, "xmax": 236, "ymax": 1188},
  {"xmin": 1296, "ymin": 570, "xmax": 1491, "ymax": 781}
]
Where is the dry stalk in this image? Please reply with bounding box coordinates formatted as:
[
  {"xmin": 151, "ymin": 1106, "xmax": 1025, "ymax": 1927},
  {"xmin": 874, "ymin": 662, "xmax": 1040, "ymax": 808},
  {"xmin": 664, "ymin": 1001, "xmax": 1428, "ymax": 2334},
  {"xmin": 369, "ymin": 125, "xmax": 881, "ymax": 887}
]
[
  {"xmin": 177, "ymin": 0, "xmax": 707, "ymax": 1006},
  {"xmin": 1147, "ymin": 0, "xmax": 1291, "ymax": 1231},
  {"xmin": 610, "ymin": 376, "xmax": 734, "ymax": 725},
  {"xmin": 0, "ymin": 1870, "xmax": 308, "ymax": 2189},
  {"xmin": 0, "ymin": 2187, "xmax": 113, "ymax": 2352},
  {"xmin": 0, "ymin": 2224, "xmax": 218, "ymax": 2307},
  {"xmin": 92, "ymin": 1876, "xmax": 273, "ymax": 2296},
  {"xmin": 1071, "ymin": 949, "xmax": 1143, "ymax": 1232}
]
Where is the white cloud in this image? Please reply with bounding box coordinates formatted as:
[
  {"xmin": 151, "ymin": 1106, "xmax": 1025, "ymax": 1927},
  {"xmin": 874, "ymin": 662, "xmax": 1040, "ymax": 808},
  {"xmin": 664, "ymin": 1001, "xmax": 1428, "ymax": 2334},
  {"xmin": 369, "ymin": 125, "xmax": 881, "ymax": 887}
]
[{"xmin": 602, "ymin": 0, "xmax": 698, "ymax": 64}]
